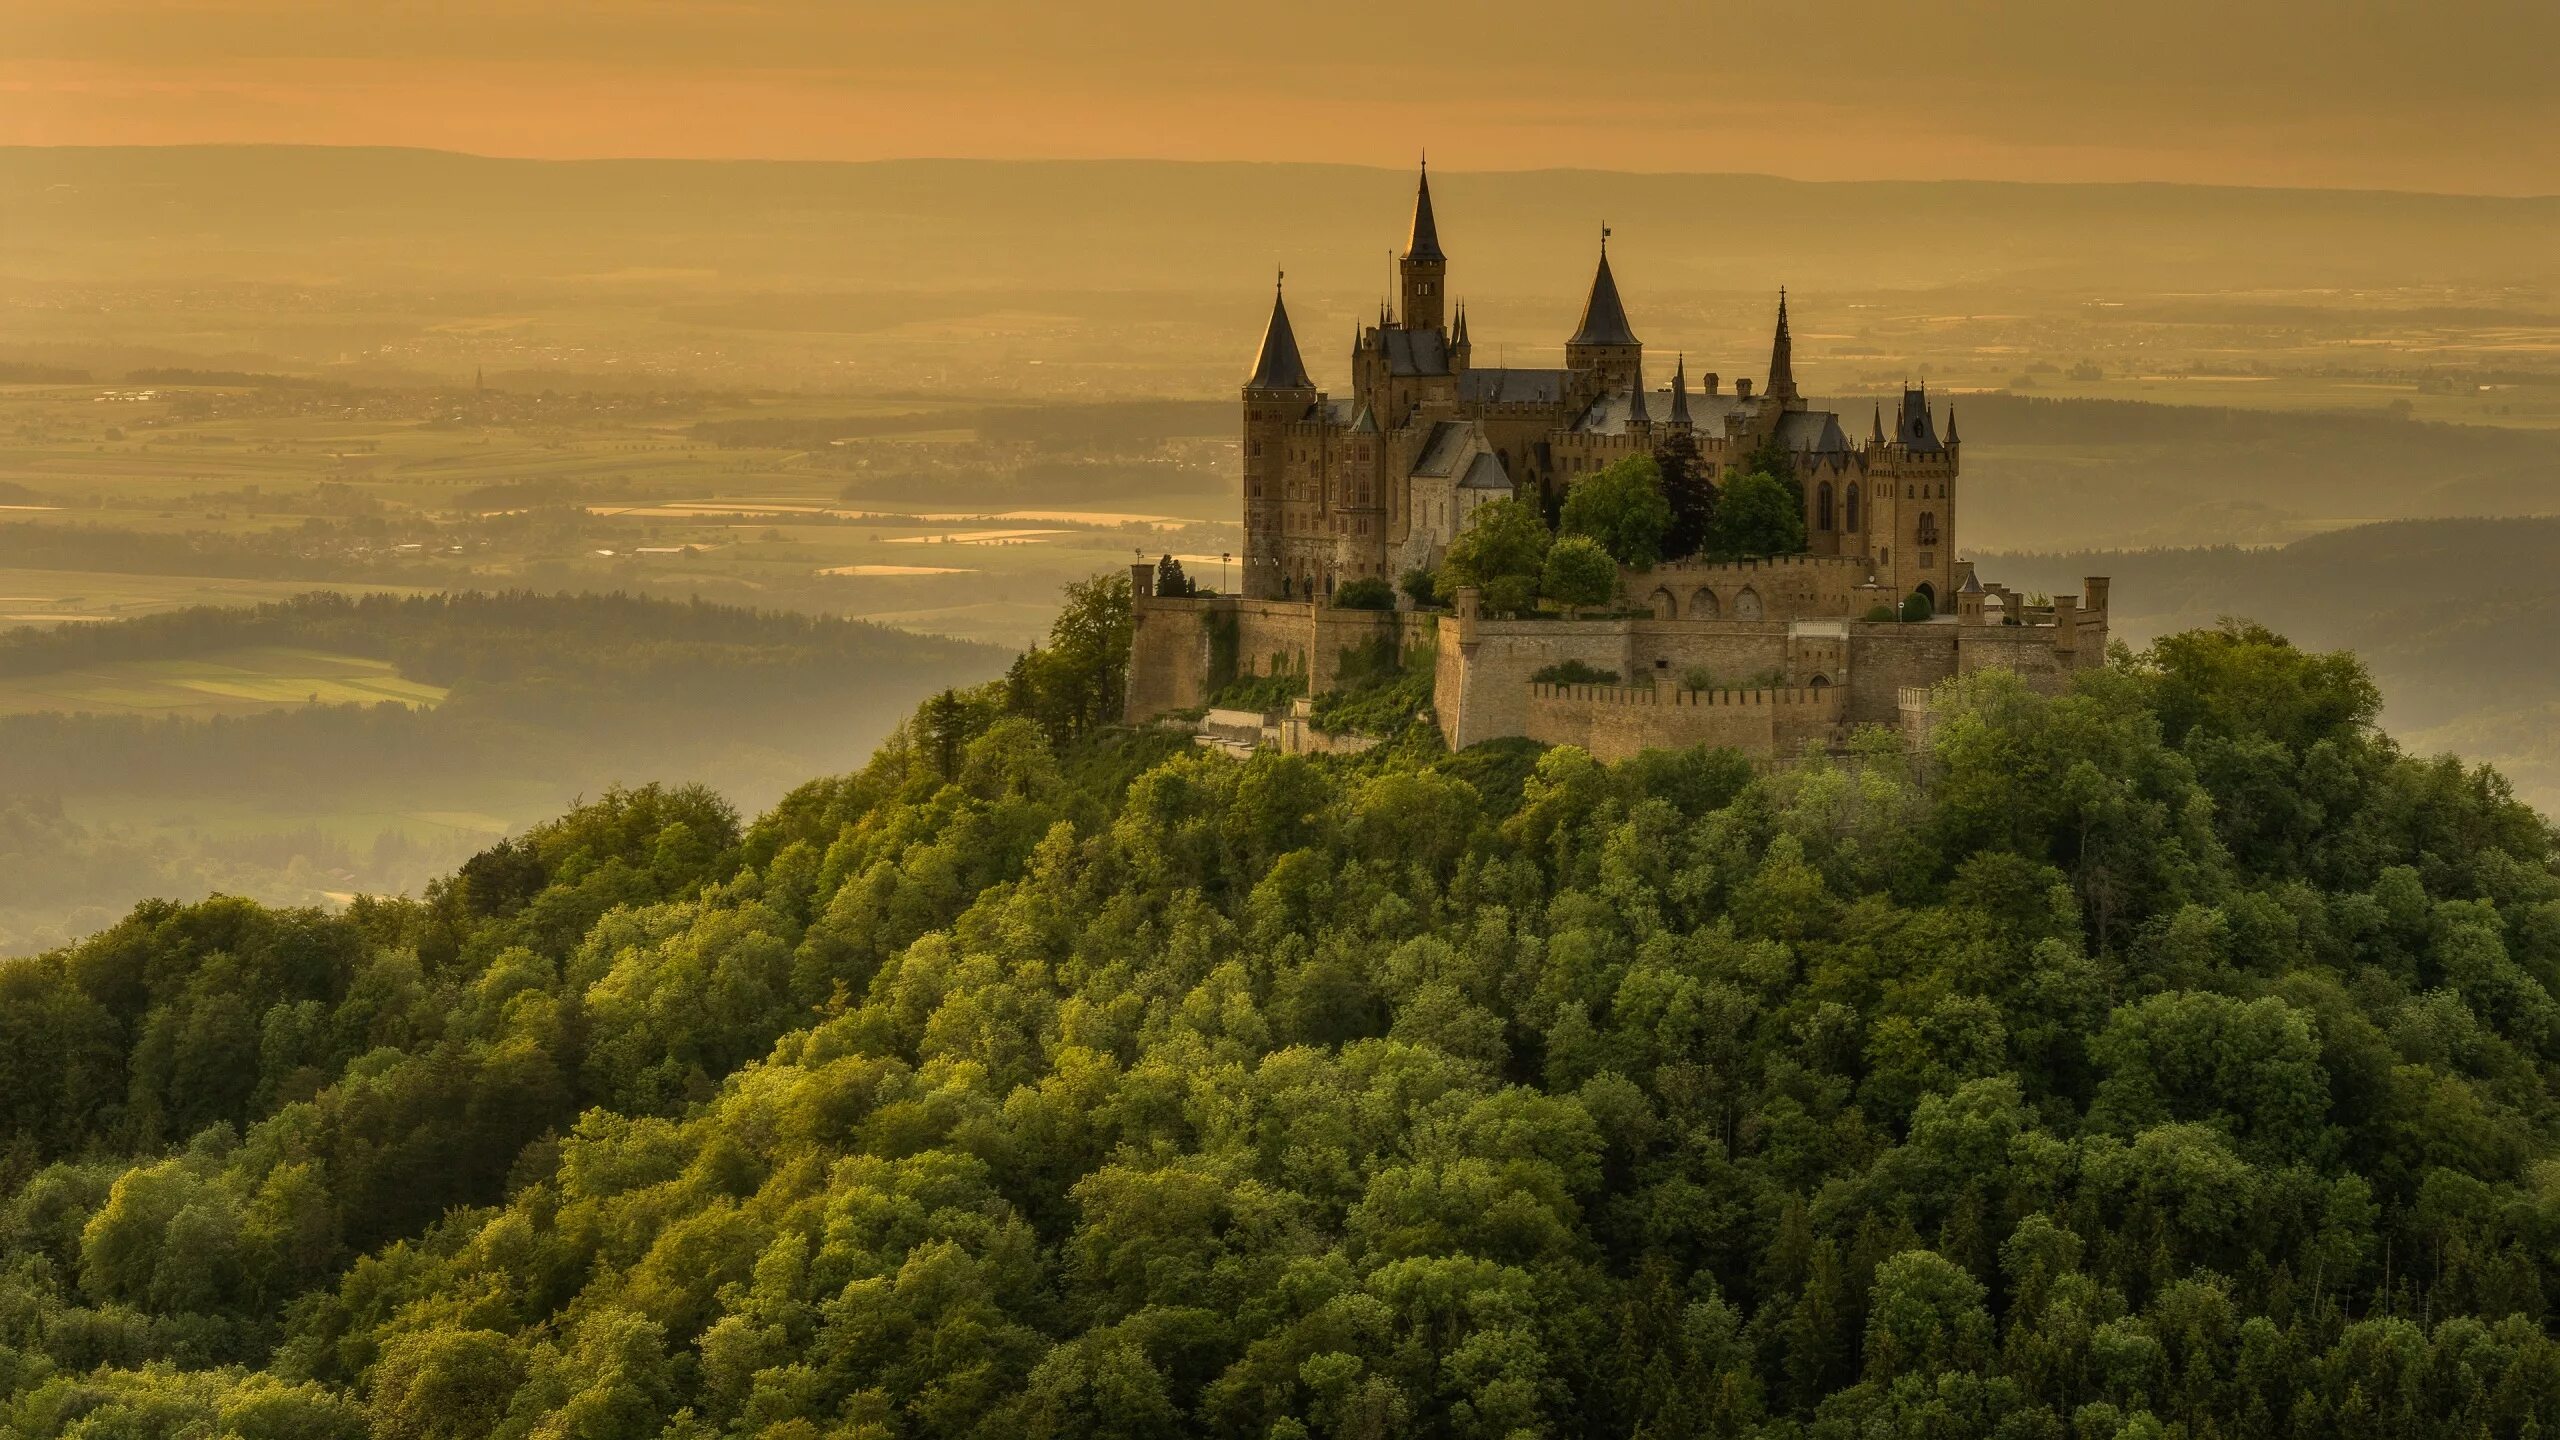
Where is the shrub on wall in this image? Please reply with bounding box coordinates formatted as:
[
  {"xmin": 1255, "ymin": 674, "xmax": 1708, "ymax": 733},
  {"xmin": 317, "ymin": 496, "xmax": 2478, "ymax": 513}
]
[
  {"xmin": 1332, "ymin": 577, "xmax": 1393, "ymax": 610},
  {"xmin": 1531, "ymin": 659, "xmax": 1621, "ymax": 687},
  {"xmin": 1902, "ymin": 591, "xmax": 1935, "ymax": 622},
  {"xmin": 1399, "ymin": 568, "xmax": 1442, "ymax": 609}
]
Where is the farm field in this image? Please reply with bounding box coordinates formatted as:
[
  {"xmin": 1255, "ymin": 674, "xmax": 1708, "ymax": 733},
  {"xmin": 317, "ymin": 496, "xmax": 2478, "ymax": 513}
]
[
  {"xmin": 0, "ymin": 644, "xmax": 446, "ymax": 718},
  {"xmin": 0, "ymin": 566, "xmax": 442, "ymax": 627}
]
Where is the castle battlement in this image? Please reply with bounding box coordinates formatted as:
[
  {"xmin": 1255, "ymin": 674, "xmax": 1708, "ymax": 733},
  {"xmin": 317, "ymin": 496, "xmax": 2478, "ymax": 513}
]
[
  {"xmin": 1649, "ymin": 554, "xmax": 1872, "ymax": 578},
  {"xmin": 1529, "ymin": 682, "xmax": 1841, "ymax": 709}
]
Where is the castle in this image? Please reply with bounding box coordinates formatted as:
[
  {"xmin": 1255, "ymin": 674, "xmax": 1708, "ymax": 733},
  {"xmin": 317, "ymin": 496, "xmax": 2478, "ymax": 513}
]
[{"xmin": 1127, "ymin": 164, "xmax": 2111, "ymax": 762}]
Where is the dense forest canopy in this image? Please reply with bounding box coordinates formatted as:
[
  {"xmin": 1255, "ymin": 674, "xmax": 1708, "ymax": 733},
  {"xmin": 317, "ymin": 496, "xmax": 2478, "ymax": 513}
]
[{"xmin": 1, "ymin": 591, "xmax": 2558, "ymax": 1437}]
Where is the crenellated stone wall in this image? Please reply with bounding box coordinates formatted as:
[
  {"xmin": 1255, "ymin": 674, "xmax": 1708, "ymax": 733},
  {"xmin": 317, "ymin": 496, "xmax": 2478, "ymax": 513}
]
[{"xmin": 1524, "ymin": 682, "xmax": 1844, "ymax": 762}]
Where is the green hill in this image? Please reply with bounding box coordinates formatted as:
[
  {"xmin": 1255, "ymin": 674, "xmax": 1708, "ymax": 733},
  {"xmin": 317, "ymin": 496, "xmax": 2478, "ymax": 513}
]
[{"xmin": 1, "ymin": 584, "xmax": 2557, "ymax": 1436}]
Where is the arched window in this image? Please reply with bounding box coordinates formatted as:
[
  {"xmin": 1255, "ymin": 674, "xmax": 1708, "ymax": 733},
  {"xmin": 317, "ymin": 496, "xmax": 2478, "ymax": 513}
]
[
  {"xmin": 1917, "ymin": 511, "xmax": 1939, "ymax": 545},
  {"xmin": 1845, "ymin": 483, "xmax": 1861, "ymax": 532},
  {"xmin": 1817, "ymin": 481, "xmax": 1834, "ymax": 530}
]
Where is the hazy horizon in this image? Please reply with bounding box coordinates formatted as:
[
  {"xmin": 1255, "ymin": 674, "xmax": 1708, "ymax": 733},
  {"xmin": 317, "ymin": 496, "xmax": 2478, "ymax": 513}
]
[{"xmin": 6, "ymin": 0, "xmax": 2559, "ymax": 196}]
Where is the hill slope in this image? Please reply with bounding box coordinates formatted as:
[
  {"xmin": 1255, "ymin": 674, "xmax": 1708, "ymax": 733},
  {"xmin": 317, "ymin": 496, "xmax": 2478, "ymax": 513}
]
[{"xmin": 1, "ymin": 607, "xmax": 2557, "ymax": 1436}]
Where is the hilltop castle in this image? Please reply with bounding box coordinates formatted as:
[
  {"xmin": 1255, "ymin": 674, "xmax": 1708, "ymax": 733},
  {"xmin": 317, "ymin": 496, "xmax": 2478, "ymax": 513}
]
[
  {"xmin": 1128, "ymin": 165, "xmax": 2111, "ymax": 762},
  {"xmin": 1244, "ymin": 163, "xmax": 1960, "ymax": 609}
]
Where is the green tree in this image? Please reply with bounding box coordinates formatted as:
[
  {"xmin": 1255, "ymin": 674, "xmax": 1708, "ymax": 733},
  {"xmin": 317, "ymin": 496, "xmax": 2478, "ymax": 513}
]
[
  {"xmin": 1708, "ymin": 469, "xmax": 1806, "ymax": 558},
  {"xmin": 1541, "ymin": 535, "xmax": 1619, "ymax": 614},
  {"xmin": 1332, "ymin": 577, "xmax": 1393, "ymax": 610},
  {"xmin": 1559, "ymin": 454, "xmax": 1673, "ymax": 567},
  {"xmin": 1651, "ymin": 430, "xmax": 1716, "ymax": 561},
  {"xmin": 1438, "ymin": 497, "xmax": 1550, "ymax": 617}
]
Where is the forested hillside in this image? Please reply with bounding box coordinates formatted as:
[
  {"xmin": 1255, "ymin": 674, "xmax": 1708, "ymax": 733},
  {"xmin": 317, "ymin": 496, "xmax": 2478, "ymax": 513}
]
[{"xmin": 2, "ymin": 602, "xmax": 2559, "ymax": 1437}]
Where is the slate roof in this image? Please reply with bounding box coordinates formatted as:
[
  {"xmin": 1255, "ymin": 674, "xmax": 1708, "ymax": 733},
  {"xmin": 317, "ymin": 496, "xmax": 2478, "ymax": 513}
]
[
  {"xmin": 1568, "ymin": 250, "xmax": 1641, "ymax": 348},
  {"xmin": 1898, "ymin": 389, "xmax": 1944, "ymax": 453},
  {"xmin": 1459, "ymin": 452, "xmax": 1513, "ymax": 491},
  {"xmin": 1405, "ymin": 167, "xmax": 1445, "ymax": 262},
  {"xmin": 1381, "ymin": 327, "xmax": 1450, "ymax": 377},
  {"xmin": 1411, "ymin": 420, "xmax": 1472, "ymax": 477},
  {"xmin": 1775, "ymin": 410, "xmax": 1852, "ymax": 455},
  {"xmin": 1572, "ymin": 390, "xmax": 1643, "ymax": 436},
  {"xmin": 1459, "ymin": 367, "xmax": 1572, "ymax": 406},
  {"xmin": 1246, "ymin": 289, "xmax": 1313, "ymax": 391}
]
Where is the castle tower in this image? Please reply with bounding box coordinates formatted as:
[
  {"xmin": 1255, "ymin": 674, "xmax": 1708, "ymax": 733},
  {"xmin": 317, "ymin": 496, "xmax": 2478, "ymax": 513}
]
[
  {"xmin": 1667, "ymin": 354, "xmax": 1693, "ymax": 431},
  {"xmin": 1765, "ymin": 289, "xmax": 1801, "ymax": 408},
  {"xmin": 1242, "ymin": 276, "xmax": 1317, "ymax": 599},
  {"xmin": 1399, "ymin": 160, "xmax": 1448, "ymax": 334},
  {"xmin": 1565, "ymin": 229, "xmax": 1642, "ymax": 392}
]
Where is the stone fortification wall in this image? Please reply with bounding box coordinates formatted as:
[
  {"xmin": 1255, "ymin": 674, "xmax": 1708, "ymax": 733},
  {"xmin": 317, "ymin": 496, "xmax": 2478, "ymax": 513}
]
[
  {"xmin": 1524, "ymin": 682, "xmax": 1844, "ymax": 762},
  {"xmin": 1631, "ymin": 554, "xmax": 1873, "ymax": 622},
  {"xmin": 1124, "ymin": 561, "xmax": 1433, "ymax": 722}
]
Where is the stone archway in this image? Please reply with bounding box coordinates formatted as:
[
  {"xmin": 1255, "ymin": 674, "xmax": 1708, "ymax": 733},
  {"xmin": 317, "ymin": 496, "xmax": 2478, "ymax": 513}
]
[
  {"xmin": 1690, "ymin": 587, "xmax": 1721, "ymax": 618},
  {"xmin": 1733, "ymin": 586, "xmax": 1764, "ymax": 621},
  {"xmin": 1915, "ymin": 581, "xmax": 1936, "ymax": 608},
  {"xmin": 1808, "ymin": 674, "xmax": 1831, "ymax": 689},
  {"xmin": 1648, "ymin": 587, "xmax": 1678, "ymax": 620}
]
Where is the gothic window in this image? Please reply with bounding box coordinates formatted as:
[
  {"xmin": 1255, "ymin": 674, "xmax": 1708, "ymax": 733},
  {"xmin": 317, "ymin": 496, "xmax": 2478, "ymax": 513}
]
[
  {"xmin": 1906, "ymin": 483, "xmax": 1915, "ymax": 499},
  {"xmin": 1817, "ymin": 481, "xmax": 1834, "ymax": 530},
  {"xmin": 1917, "ymin": 511, "xmax": 1939, "ymax": 545},
  {"xmin": 1845, "ymin": 483, "xmax": 1861, "ymax": 531}
]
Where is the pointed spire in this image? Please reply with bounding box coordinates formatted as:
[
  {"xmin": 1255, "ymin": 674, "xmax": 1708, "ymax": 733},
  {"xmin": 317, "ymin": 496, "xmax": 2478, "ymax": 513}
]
[
  {"xmin": 1628, "ymin": 377, "xmax": 1649, "ymax": 426},
  {"xmin": 1669, "ymin": 354, "xmax": 1692, "ymax": 424},
  {"xmin": 1945, "ymin": 405, "xmax": 1960, "ymax": 444},
  {"xmin": 1452, "ymin": 302, "xmax": 1470, "ymax": 346},
  {"xmin": 1246, "ymin": 273, "xmax": 1312, "ymax": 391},
  {"xmin": 1568, "ymin": 229, "xmax": 1640, "ymax": 348},
  {"xmin": 1871, "ymin": 402, "xmax": 1886, "ymax": 445},
  {"xmin": 1404, "ymin": 155, "xmax": 1444, "ymax": 263},
  {"xmin": 1766, "ymin": 287, "xmax": 1798, "ymax": 402}
]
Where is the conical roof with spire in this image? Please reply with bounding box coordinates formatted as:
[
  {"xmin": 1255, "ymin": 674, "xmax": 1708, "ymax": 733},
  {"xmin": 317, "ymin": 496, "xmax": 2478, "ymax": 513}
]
[
  {"xmin": 1246, "ymin": 278, "xmax": 1313, "ymax": 391},
  {"xmin": 1669, "ymin": 355, "xmax": 1692, "ymax": 424},
  {"xmin": 1404, "ymin": 160, "xmax": 1444, "ymax": 263},
  {"xmin": 1568, "ymin": 233, "xmax": 1640, "ymax": 348},
  {"xmin": 1765, "ymin": 288, "xmax": 1798, "ymax": 402}
]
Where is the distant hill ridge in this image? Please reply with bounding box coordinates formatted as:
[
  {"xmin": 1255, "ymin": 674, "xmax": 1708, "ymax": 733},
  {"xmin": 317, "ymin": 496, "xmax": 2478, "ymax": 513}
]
[{"xmin": 6, "ymin": 145, "xmax": 2555, "ymax": 293}]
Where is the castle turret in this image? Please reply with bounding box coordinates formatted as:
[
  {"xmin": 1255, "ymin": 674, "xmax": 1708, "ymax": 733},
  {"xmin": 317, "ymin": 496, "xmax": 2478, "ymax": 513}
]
[
  {"xmin": 1243, "ymin": 276, "xmax": 1317, "ymax": 598},
  {"xmin": 1765, "ymin": 288, "xmax": 1801, "ymax": 408},
  {"xmin": 1450, "ymin": 301, "xmax": 1472, "ymax": 374},
  {"xmin": 1566, "ymin": 230, "xmax": 1642, "ymax": 391},
  {"xmin": 1398, "ymin": 160, "xmax": 1449, "ymax": 334},
  {"xmin": 1246, "ymin": 278, "xmax": 1313, "ymax": 392},
  {"xmin": 1668, "ymin": 354, "xmax": 1692, "ymax": 429}
]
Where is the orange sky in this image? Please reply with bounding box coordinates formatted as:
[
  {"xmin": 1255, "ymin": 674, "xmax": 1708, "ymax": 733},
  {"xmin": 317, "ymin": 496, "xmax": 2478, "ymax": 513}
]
[{"xmin": 5, "ymin": 0, "xmax": 2556, "ymax": 194}]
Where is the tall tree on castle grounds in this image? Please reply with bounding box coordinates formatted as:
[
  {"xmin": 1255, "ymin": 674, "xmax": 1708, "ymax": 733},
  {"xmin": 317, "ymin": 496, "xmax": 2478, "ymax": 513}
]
[
  {"xmin": 1541, "ymin": 533, "xmax": 1620, "ymax": 614},
  {"xmin": 1709, "ymin": 467, "xmax": 1809, "ymax": 558},
  {"xmin": 1437, "ymin": 495, "xmax": 1550, "ymax": 616},
  {"xmin": 1652, "ymin": 429, "xmax": 1717, "ymax": 561},
  {"xmin": 1560, "ymin": 454, "xmax": 1674, "ymax": 568},
  {"xmin": 6, "ymin": 576, "xmax": 2560, "ymax": 1436}
]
